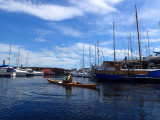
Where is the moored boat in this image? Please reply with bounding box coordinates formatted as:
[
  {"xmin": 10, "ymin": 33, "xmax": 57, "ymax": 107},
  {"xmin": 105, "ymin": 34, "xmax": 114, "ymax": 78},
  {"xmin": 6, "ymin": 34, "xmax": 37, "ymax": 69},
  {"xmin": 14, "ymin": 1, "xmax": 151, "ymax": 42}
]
[
  {"xmin": 47, "ymin": 79, "xmax": 98, "ymax": 88},
  {"xmin": 95, "ymin": 61, "xmax": 160, "ymax": 81},
  {"xmin": 95, "ymin": 6, "xmax": 160, "ymax": 82},
  {"xmin": 33, "ymin": 71, "xmax": 44, "ymax": 76},
  {"xmin": 14, "ymin": 68, "xmax": 29, "ymax": 76},
  {"xmin": 0, "ymin": 65, "xmax": 16, "ymax": 77}
]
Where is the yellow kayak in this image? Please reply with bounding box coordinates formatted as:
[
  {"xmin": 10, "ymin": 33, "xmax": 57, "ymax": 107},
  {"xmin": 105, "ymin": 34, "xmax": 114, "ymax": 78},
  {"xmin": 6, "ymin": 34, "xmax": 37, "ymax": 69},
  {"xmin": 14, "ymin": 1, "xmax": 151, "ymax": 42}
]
[{"xmin": 47, "ymin": 79, "xmax": 98, "ymax": 88}]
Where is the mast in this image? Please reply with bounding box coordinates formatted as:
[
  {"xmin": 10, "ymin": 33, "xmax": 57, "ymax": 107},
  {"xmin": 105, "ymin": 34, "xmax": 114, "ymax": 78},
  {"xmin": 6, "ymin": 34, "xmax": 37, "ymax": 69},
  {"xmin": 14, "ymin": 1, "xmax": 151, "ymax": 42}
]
[
  {"xmin": 83, "ymin": 44, "xmax": 84, "ymax": 68},
  {"xmin": 130, "ymin": 33, "xmax": 133, "ymax": 59},
  {"xmin": 16, "ymin": 46, "xmax": 20, "ymax": 68},
  {"xmin": 128, "ymin": 37, "xmax": 130, "ymax": 60},
  {"xmin": 113, "ymin": 22, "xmax": 116, "ymax": 61},
  {"xmin": 135, "ymin": 5, "xmax": 142, "ymax": 69},
  {"xmin": 82, "ymin": 43, "xmax": 84, "ymax": 68},
  {"xmin": 147, "ymin": 30, "xmax": 150, "ymax": 56},
  {"xmin": 97, "ymin": 41, "xmax": 99, "ymax": 66},
  {"xmin": 26, "ymin": 53, "xmax": 29, "ymax": 69},
  {"xmin": 8, "ymin": 45, "xmax": 11, "ymax": 66},
  {"xmin": 145, "ymin": 44, "xmax": 148, "ymax": 56},
  {"xmin": 89, "ymin": 43, "xmax": 91, "ymax": 68},
  {"xmin": 95, "ymin": 44, "xmax": 96, "ymax": 66}
]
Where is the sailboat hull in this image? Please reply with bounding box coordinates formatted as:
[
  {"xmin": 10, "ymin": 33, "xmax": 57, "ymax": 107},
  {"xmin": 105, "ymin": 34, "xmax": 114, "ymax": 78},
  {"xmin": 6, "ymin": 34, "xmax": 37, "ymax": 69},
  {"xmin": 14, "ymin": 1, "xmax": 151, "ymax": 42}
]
[{"xmin": 95, "ymin": 69, "xmax": 160, "ymax": 81}]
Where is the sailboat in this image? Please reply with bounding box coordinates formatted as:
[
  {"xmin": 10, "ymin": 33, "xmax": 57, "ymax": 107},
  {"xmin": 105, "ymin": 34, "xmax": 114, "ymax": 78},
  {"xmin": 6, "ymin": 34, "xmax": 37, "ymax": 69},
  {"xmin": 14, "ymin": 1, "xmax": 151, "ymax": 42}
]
[
  {"xmin": 14, "ymin": 47, "xmax": 29, "ymax": 76},
  {"xmin": 95, "ymin": 5, "xmax": 160, "ymax": 81},
  {"xmin": 0, "ymin": 64, "xmax": 16, "ymax": 77},
  {"xmin": 78, "ymin": 44, "xmax": 92, "ymax": 78},
  {"xmin": 147, "ymin": 51, "xmax": 160, "ymax": 60},
  {"xmin": 0, "ymin": 46, "xmax": 16, "ymax": 77}
]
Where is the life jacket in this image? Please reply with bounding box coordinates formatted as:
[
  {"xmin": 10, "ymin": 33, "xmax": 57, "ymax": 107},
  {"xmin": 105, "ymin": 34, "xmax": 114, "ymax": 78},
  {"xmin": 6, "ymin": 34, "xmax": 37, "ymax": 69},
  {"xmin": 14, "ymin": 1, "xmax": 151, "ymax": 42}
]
[{"xmin": 67, "ymin": 75, "xmax": 72, "ymax": 81}]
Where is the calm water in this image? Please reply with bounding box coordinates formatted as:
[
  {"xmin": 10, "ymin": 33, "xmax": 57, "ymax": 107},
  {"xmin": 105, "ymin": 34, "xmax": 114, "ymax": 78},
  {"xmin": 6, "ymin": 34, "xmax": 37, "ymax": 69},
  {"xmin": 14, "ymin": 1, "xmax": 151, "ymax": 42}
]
[{"xmin": 0, "ymin": 76, "xmax": 160, "ymax": 120}]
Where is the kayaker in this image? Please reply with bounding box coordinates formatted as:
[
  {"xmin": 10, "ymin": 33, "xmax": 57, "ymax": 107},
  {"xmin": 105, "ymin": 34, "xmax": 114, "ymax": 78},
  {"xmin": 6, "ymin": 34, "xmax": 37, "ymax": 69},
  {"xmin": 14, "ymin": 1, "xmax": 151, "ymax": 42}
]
[{"xmin": 66, "ymin": 72, "xmax": 72, "ymax": 83}]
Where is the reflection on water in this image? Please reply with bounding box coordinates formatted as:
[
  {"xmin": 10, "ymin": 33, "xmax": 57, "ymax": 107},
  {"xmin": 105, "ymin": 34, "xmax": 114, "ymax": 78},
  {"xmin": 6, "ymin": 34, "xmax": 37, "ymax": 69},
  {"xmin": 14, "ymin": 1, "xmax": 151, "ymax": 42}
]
[
  {"xmin": 0, "ymin": 76, "xmax": 160, "ymax": 119},
  {"xmin": 66, "ymin": 86, "xmax": 72, "ymax": 95}
]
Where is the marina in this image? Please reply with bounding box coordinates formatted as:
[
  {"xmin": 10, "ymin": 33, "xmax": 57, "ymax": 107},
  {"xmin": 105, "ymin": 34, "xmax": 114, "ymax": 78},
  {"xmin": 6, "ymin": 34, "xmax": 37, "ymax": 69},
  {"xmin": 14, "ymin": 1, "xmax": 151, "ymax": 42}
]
[{"xmin": 1, "ymin": 0, "xmax": 160, "ymax": 119}]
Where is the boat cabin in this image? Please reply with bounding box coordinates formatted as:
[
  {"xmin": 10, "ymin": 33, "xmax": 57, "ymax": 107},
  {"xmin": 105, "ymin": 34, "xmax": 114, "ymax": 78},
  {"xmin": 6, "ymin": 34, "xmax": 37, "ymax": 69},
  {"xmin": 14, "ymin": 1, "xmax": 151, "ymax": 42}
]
[{"xmin": 102, "ymin": 61, "xmax": 123, "ymax": 71}]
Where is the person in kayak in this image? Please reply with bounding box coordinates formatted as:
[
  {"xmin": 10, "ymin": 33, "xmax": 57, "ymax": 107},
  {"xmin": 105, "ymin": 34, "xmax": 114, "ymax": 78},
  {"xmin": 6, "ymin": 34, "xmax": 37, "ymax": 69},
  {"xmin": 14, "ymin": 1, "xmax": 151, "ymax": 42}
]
[{"xmin": 66, "ymin": 72, "xmax": 72, "ymax": 83}]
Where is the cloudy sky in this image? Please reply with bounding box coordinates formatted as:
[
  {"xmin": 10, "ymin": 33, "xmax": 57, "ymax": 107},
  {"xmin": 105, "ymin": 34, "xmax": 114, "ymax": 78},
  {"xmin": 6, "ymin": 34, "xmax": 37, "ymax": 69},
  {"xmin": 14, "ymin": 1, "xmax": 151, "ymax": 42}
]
[{"xmin": 0, "ymin": 0, "xmax": 160, "ymax": 69}]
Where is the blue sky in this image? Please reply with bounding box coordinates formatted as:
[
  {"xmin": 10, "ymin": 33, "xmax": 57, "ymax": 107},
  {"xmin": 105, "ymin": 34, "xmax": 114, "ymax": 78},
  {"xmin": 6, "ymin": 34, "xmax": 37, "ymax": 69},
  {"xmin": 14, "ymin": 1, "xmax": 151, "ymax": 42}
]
[{"xmin": 0, "ymin": 0, "xmax": 160, "ymax": 69}]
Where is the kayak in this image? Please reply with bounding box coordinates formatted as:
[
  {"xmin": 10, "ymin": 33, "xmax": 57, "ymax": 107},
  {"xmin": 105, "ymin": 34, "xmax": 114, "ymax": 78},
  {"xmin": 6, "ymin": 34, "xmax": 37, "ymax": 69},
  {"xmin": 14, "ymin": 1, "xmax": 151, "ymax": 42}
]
[{"xmin": 47, "ymin": 79, "xmax": 98, "ymax": 88}]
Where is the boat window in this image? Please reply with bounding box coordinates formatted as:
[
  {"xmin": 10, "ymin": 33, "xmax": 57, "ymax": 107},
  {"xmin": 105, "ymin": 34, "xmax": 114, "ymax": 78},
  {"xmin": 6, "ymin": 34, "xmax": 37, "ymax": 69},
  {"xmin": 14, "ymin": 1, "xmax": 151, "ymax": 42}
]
[
  {"xmin": 110, "ymin": 62, "xmax": 113, "ymax": 66},
  {"xmin": 116, "ymin": 63, "xmax": 119, "ymax": 66}
]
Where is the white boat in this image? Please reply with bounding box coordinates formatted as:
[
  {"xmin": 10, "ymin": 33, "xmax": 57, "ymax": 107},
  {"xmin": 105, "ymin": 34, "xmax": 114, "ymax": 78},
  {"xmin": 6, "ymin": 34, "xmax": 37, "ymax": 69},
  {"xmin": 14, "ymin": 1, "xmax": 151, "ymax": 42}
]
[
  {"xmin": 147, "ymin": 55, "xmax": 160, "ymax": 60},
  {"xmin": 21, "ymin": 68, "xmax": 34, "ymax": 76},
  {"xmin": 0, "ymin": 65, "xmax": 16, "ymax": 77},
  {"xmin": 76, "ymin": 72, "xmax": 84, "ymax": 77},
  {"xmin": 70, "ymin": 71, "xmax": 78, "ymax": 77},
  {"xmin": 14, "ymin": 68, "xmax": 29, "ymax": 76},
  {"xmin": 83, "ymin": 72, "xmax": 92, "ymax": 78},
  {"xmin": 33, "ymin": 71, "xmax": 44, "ymax": 76},
  {"xmin": 147, "ymin": 52, "xmax": 160, "ymax": 60}
]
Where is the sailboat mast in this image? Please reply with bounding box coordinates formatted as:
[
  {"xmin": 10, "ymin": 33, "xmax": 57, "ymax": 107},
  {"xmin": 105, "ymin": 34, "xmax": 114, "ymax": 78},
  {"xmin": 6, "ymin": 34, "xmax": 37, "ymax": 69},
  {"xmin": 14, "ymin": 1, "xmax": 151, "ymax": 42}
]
[
  {"xmin": 95, "ymin": 44, "xmax": 96, "ymax": 66},
  {"xmin": 83, "ymin": 44, "xmax": 84, "ymax": 68},
  {"xmin": 8, "ymin": 45, "xmax": 11, "ymax": 66},
  {"xmin": 128, "ymin": 37, "xmax": 130, "ymax": 60},
  {"xmin": 89, "ymin": 43, "xmax": 91, "ymax": 68},
  {"xmin": 27, "ymin": 53, "xmax": 29, "ymax": 69},
  {"xmin": 97, "ymin": 41, "xmax": 99, "ymax": 66},
  {"xmin": 135, "ymin": 5, "xmax": 142, "ymax": 69},
  {"xmin": 16, "ymin": 46, "xmax": 20, "ymax": 68},
  {"xmin": 130, "ymin": 33, "xmax": 133, "ymax": 59},
  {"xmin": 113, "ymin": 22, "xmax": 116, "ymax": 61},
  {"xmin": 147, "ymin": 30, "xmax": 150, "ymax": 56}
]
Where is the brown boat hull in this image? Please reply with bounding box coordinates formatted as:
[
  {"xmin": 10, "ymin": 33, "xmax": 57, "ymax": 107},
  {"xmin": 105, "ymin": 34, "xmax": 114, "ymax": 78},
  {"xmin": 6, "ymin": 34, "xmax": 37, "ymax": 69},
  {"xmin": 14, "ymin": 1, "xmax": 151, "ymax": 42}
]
[{"xmin": 47, "ymin": 79, "xmax": 98, "ymax": 88}]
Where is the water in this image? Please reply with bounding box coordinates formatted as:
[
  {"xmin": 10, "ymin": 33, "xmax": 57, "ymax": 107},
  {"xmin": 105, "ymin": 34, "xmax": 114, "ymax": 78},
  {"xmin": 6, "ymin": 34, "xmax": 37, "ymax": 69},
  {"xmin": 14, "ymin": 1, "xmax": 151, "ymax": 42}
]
[{"xmin": 0, "ymin": 76, "xmax": 160, "ymax": 120}]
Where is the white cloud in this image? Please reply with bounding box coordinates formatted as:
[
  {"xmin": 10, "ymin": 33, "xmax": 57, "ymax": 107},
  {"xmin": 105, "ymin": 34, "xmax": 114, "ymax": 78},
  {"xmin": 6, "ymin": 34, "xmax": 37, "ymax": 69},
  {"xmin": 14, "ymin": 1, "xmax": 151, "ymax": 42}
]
[
  {"xmin": 139, "ymin": 0, "xmax": 160, "ymax": 21},
  {"xmin": 0, "ymin": 0, "xmax": 83, "ymax": 21},
  {"xmin": 69, "ymin": 0, "xmax": 118, "ymax": 14},
  {"xmin": 0, "ymin": 0, "xmax": 122, "ymax": 22},
  {"xmin": 141, "ymin": 38, "xmax": 160, "ymax": 43},
  {"xmin": 41, "ymin": 48, "xmax": 54, "ymax": 56},
  {"xmin": 55, "ymin": 46, "xmax": 71, "ymax": 53},
  {"xmin": 100, "ymin": 41, "xmax": 112, "ymax": 46},
  {"xmin": 0, "ymin": 43, "xmax": 81, "ymax": 68},
  {"xmin": 154, "ymin": 47, "xmax": 160, "ymax": 52},
  {"xmin": 141, "ymin": 9, "xmax": 160, "ymax": 20},
  {"xmin": 0, "ymin": 41, "xmax": 137, "ymax": 68},
  {"xmin": 59, "ymin": 53, "xmax": 79, "ymax": 58},
  {"xmin": 55, "ymin": 42, "xmax": 115, "ymax": 59},
  {"xmin": 140, "ymin": 29, "xmax": 160, "ymax": 38},
  {"xmin": 35, "ymin": 28, "xmax": 54, "ymax": 36},
  {"xmin": 35, "ymin": 37, "xmax": 47, "ymax": 42},
  {"xmin": 55, "ymin": 26, "xmax": 82, "ymax": 37},
  {"xmin": 106, "ymin": 0, "xmax": 124, "ymax": 5},
  {"xmin": 55, "ymin": 46, "xmax": 79, "ymax": 58}
]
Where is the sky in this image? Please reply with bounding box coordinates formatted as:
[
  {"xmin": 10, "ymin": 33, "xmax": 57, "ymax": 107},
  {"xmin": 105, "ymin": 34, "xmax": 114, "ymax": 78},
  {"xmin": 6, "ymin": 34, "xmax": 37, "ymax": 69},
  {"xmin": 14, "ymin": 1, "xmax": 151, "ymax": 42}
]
[{"xmin": 0, "ymin": 0, "xmax": 160, "ymax": 69}]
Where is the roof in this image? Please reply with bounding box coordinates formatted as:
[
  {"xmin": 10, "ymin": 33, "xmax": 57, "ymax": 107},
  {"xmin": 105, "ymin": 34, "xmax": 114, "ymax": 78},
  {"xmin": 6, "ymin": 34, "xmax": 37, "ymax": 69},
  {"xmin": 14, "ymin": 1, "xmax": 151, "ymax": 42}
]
[{"xmin": 0, "ymin": 65, "xmax": 9, "ymax": 67}]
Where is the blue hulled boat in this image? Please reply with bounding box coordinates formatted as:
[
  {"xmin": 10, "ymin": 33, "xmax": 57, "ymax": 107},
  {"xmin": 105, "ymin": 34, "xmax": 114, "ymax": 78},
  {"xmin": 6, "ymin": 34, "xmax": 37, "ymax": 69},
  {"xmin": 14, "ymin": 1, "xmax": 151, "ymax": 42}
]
[{"xmin": 95, "ymin": 61, "xmax": 160, "ymax": 81}]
